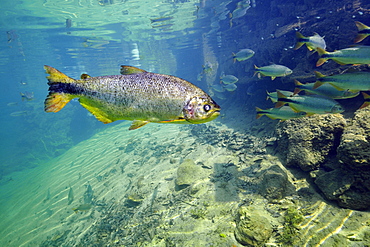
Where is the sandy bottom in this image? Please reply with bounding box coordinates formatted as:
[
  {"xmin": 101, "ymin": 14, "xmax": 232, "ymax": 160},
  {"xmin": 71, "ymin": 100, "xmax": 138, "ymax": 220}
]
[{"xmin": 0, "ymin": 119, "xmax": 369, "ymax": 246}]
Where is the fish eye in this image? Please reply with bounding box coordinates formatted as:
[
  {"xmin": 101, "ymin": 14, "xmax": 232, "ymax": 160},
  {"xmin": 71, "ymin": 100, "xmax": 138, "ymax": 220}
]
[{"xmin": 204, "ymin": 104, "xmax": 211, "ymax": 112}]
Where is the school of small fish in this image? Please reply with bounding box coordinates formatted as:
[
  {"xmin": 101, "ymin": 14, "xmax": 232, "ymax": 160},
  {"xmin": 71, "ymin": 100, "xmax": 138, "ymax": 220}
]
[{"xmin": 256, "ymin": 21, "xmax": 370, "ymax": 121}]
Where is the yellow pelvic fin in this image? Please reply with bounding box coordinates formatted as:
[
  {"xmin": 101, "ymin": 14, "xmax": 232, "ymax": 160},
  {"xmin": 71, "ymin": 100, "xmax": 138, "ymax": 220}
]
[
  {"xmin": 44, "ymin": 65, "xmax": 76, "ymax": 84},
  {"xmin": 271, "ymin": 76, "xmax": 276, "ymax": 80},
  {"xmin": 44, "ymin": 93, "xmax": 76, "ymax": 113},
  {"xmin": 79, "ymin": 98, "xmax": 114, "ymax": 124},
  {"xmin": 129, "ymin": 120, "xmax": 149, "ymax": 130},
  {"xmin": 120, "ymin": 65, "xmax": 147, "ymax": 75}
]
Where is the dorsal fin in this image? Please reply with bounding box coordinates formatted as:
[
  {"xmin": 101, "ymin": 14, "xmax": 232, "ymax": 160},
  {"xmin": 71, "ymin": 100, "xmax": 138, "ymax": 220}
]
[
  {"xmin": 120, "ymin": 65, "xmax": 147, "ymax": 75},
  {"xmin": 81, "ymin": 73, "xmax": 91, "ymax": 79}
]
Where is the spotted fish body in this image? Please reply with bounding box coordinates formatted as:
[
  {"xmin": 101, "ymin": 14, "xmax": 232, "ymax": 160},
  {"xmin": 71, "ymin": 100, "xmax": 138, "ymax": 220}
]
[{"xmin": 44, "ymin": 65, "xmax": 220, "ymax": 130}]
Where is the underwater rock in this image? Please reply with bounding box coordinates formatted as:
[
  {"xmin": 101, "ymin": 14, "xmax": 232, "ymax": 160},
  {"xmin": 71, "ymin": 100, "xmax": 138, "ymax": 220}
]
[
  {"xmin": 314, "ymin": 168, "xmax": 370, "ymax": 210},
  {"xmin": 258, "ymin": 165, "xmax": 294, "ymax": 201},
  {"xmin": 175, "ymin": 159, "xmax": 202, "ymax": 190},
  {"xmin": 276, "ymin": 114, "xmax": 346, "ymax": 171},
  {"xmin": 234, "ymin": 206, "xmax": 273, "ymax": 246},
  {"xmin": 337, "ymin": 107, "xmax": 370, "ymax": 169},
  {"xmin": 312, "ymin": 107, "xmax": 370, "ymax": 210}
]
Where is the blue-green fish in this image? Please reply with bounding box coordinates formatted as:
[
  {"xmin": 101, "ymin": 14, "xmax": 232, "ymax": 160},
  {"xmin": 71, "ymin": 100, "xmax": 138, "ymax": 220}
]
[
  {"xmin": 294, "ymin": 80, "xmax": 359, "ymax": 99},
  {"xmin": 44, "ymin": 65, "xmax": 220, "ymax": 130},
  {"xmin": 266, "ymin": 90, "xmax": 295, "ymax": 103},
  {"xmin": 223, "ymin": 83, "xmax": 237, "ymax": 92},
  {"xmin": 354, "ymin": 21, "xmax": 370, "ymax": 43},
  {"xmin": 316, "ymin": 46, "xmax": 370, "ymax": 66},
  {"xmin": 211, "ymin": 83, "xmax": 225, "ymax": 93},
  {"xmin": 254, "ymin": 64, "xmax": 292, "ymax": 80},
  {"xmin": 233, "ymin": 48, "xmax": 255, "ymax": 62},
  {"xmin": 313, "ymin": 71, "xmax": 370, "ymax": 92},
  {"xmin": 221, "ymin": 74, "xmax": 238, "ymax": 84},
  {"xmin": 275, "ymin": 90, "xmax": 344, "ymax": 115},
  {"xmin": 256, "ymin": 106, "xmax": 306, "ymax": 120},
  {"xmin": 294, "ymin": 32, "xmax": 326, "ymax": 51}
]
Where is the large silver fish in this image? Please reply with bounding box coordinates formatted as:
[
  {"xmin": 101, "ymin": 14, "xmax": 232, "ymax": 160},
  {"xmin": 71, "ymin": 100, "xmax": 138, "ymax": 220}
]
[{"xmin": 44, "ymin": 65, "xmax": 220, "ymax": 130}]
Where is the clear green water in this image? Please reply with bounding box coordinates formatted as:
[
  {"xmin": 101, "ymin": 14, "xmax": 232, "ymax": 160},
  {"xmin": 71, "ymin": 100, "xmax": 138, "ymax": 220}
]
[{"xmin": 1, "ymin": 0, "xmax": 370, "ymax": 246}]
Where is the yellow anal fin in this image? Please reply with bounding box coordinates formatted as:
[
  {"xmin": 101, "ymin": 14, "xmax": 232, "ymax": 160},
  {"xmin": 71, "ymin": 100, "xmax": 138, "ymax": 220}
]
[
  {"xmin": 129, "ymin": 120, "xmax": 149, "ymax": 130},
  {"xmin": 44, "ymin": 93, "xmax": 75, "ymax": 112},
  {"xmin": 120, "ymin": 65, "xmax": 147, "ymax": 75},
  {"xmin": 44, "ymin": 65, "xmax": 76, "ymax": 84},
  {"xmin": 79, "ymin": 98, "xmax": 114, "ymax": 124}
]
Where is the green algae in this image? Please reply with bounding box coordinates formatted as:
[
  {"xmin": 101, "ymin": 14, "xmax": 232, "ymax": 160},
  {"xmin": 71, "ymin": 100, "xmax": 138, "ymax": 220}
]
[{"xmin": 278, "ymin": 206, "xmax": 304, "ymax": 246}]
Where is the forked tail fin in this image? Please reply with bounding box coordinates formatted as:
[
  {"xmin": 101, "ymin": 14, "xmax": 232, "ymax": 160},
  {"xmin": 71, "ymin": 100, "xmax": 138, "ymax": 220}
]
[{"xmin": 44, "ymin": 65, "xmax": 77, "ymax": 112}]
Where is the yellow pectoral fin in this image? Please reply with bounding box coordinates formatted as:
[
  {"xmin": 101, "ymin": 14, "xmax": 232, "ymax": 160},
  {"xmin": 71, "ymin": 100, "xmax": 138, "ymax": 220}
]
[{"xmin": 129, "ymin": 120, "xmax": 149, "ymax": 130}]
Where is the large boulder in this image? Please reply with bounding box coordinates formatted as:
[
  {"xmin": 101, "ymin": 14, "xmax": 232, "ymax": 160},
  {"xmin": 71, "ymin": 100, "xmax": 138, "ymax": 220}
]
[
  {"xmin": 337, "ymin": 107, "xmax": 370, "ymax": 170},
  {"xmin": 258, "ymin": 165, "xmax": 295, "ymax": 201},
  {"xmin": 234, "ymin": 206, "xmax": 273, "ymax": 246},
  {"xmin": 276, "ymin": 114, "xmax": 346, "ymax": 171},
  {"xmin": 318, "ymin": 107, "xmax": 370, "ymax": 210},
  {"xmin": 175, "ymin": 159, "xmax": 202, "ymax": 190}
]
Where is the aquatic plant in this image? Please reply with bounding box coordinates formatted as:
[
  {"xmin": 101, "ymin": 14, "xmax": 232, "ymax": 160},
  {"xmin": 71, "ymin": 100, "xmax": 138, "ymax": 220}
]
[
  {"xmin": 190, "ymin": 208, "xmax": 207, "ymax": 219},
  {"xmin": 278, "ymin": 206, "xmax": 304, "ymax": 246}
]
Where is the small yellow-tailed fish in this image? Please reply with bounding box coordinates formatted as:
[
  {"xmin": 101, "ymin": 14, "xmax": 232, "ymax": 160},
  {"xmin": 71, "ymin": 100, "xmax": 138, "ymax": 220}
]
[
  {"xmin": 254, "ymin": 64, "xmax": 292, "ymax": 80},
  {"xmin": 44, "ymin": 65, "xmax": 220, "ymax": 130},
  {"xmin": 294, "ymin": 80, "xmax": 359, "ymax": 99},
  {"xmin": 256, "ymin": 106, "xmax": 306, "ymax": 120},
  {"xmin": 294, "ymin": 32, "xmax": 326, "ymax": 51},
  {"xmin": 359, "ymin": 92, "xmax": 370, "ymax": 109},
  {"xmin": 266, "ymin": 90, "xmax": 295, "ymax": 103},
  {"xmin": 275, "ymin": 90, "xmax": 344, "ymax": 115},
  {"xmin": 316, "ymin": 46, "xmax": 370, "ymax": 66},
  {"xmin": 313, "ymin": 71, "xmax": 370, "ymax": 92},
  {"xmin": 354, "ymin": 21, "xmax": 370, "ymax": 43},
  {"xmin": 233, "ymin": 48, "xmax": 255, "ymax": 62}
]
